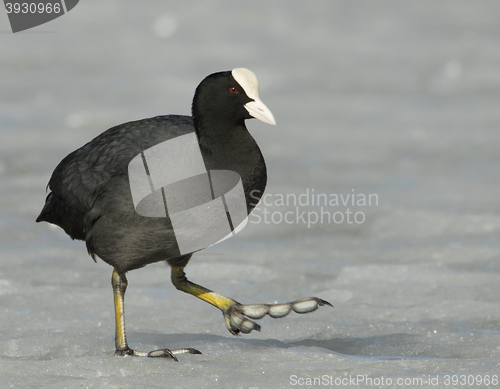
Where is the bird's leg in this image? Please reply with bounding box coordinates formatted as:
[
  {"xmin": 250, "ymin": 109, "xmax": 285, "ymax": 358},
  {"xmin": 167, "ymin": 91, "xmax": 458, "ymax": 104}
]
[
  {"xmin": 111, "ymin": 269, "xmax": 201, "ymax": 360},
  {"xmin": 112, "ymin": 269, "xmax": 134, "ymax": 356},
  {"xmin": 170, "ymin": 266, "xmax": 333, "ymax": 336}
]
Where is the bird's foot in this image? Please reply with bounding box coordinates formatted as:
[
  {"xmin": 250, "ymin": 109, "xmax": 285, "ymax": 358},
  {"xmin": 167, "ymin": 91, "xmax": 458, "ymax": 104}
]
[
  {"xmin": 115, "ymin": 347, "xmax": 201, "ymax": 361},
  {"xmin": 223, "ymin": 297, "xmax": 333, "ymax": 335}
]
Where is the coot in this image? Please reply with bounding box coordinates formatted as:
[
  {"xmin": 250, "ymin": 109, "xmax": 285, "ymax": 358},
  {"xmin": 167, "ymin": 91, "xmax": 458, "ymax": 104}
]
[{"xmin": 37, "ymin": 68, "xmax": 331, "ymax": 360}]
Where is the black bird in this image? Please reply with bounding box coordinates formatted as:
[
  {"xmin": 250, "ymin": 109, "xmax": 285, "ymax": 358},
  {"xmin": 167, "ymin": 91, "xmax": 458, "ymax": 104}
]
[{"xmin": 37, "ymin": 68, "xmax": 332, "ymax": 360}]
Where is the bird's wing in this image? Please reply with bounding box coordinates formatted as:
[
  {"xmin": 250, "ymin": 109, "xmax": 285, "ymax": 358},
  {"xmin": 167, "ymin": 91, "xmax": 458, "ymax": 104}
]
[{"xmin": 48, "ymin": 115, "xmax": 194, "ymax": 215}]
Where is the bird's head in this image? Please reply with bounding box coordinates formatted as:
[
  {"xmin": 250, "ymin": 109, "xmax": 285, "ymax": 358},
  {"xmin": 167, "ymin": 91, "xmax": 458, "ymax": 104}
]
[{"xmin": 192, "ymin": 68, "xmax": 276, "ymax": 128}]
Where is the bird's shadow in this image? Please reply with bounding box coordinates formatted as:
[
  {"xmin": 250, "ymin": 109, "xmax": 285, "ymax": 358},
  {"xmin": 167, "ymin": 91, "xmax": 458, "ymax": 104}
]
[{"xmin": 129, "ymin": 332, "xmax": 461, "ymax": 360}]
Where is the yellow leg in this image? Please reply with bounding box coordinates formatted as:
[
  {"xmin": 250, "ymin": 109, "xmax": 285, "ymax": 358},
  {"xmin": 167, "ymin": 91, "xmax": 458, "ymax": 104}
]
[
  {"xmin": 170, "ymin": 266, "xmax": 332, "ymax": 336},
  {"xmin": 171, "ymin": 266, "xmax": 237, "ymax": 311},
  {"xmin": 111, "ymin": 269, "xmax": 201, "ymax": 359},
  {"xmin": 112, "ymin": 270, "xmax": 132, "ymax": 355}
]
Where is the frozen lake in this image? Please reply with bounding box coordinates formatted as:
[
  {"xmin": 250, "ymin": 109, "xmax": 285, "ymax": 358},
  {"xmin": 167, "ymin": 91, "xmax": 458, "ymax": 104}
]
[{"xmin": 1, "ymin": 1, "xmax": 500, "ymax": 388}]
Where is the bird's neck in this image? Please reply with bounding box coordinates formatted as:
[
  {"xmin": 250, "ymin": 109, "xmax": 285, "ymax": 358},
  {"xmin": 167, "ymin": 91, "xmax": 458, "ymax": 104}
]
[
  {"xmin": 194, "ymin": 116, "xmax": 245, "ymax": 155},
  {"xmin": 193, "ymin": 116, "xmax": 267, "ymax": 212}
]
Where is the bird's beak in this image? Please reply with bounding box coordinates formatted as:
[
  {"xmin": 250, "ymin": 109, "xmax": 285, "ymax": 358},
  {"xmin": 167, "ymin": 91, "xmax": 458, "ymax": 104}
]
[{"xmin": 244, "ymin": 98, "xmax": 276, "ymax": 126}]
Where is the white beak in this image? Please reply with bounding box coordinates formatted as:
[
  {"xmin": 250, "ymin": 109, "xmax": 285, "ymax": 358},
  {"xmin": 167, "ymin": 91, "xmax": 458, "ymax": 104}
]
[
  {"xmin": 244, "ymin": 98, "xmax": 276, "ymax": 126},
  {"xmin": 232, "ymin": 68, "xmax": 277, "ymax": 126}
]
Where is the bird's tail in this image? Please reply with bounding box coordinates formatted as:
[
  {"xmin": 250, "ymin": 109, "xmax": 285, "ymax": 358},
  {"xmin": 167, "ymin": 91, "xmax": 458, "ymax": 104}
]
[
  {"xmin": 36, "ymin": 192, "xmax": 86, "ymax": 241},
  {"xmin": 36, "ymin": 192, "xmax": 54, "ymax": 223}
]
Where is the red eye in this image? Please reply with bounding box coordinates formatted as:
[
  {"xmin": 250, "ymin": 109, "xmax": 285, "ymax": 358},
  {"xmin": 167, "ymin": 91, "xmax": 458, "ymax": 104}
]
[{"xmin": 230, "ymin": 87, "xmax": 238, "ymax": 94}]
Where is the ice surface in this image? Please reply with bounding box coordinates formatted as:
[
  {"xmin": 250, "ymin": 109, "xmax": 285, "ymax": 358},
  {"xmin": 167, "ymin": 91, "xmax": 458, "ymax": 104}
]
[{"xmin": 1, "ymin": 1, "xmax": 500, "ymax": 388}]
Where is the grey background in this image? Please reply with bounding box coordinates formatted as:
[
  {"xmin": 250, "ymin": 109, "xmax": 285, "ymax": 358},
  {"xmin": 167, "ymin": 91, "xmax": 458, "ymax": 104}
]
[{"xmin": 1, "ymin": 1, "xmax": 499, "ymax": 388}]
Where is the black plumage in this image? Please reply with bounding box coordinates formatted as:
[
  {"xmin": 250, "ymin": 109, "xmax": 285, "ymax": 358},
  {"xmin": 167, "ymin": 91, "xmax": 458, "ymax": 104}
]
[{"xmin": 37, "ymin": 69, "xmax": 331, "ymax": 359}]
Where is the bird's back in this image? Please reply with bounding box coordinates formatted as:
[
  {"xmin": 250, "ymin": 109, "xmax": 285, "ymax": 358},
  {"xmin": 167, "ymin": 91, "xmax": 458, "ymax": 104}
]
[{"xmin": 37, "ymin": 115, "xmax": 194, "ymax": 242}]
